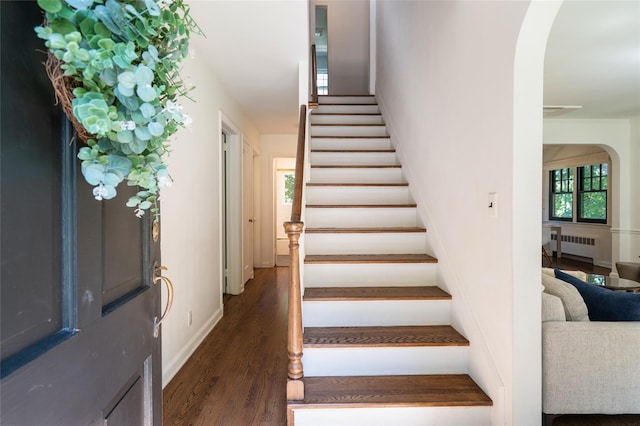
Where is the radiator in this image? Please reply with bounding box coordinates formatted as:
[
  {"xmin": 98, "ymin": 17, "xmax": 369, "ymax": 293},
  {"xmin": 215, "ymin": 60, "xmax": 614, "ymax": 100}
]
[{"xmin": 551, "ymin": 234, "xmax": 597, "ymax": 261}]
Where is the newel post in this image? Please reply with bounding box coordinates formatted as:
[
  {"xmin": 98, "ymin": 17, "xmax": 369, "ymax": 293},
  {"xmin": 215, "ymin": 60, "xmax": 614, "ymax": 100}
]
[{"xmin": 284, "ymin": 221, "xmax": 304, "ymax": 401}]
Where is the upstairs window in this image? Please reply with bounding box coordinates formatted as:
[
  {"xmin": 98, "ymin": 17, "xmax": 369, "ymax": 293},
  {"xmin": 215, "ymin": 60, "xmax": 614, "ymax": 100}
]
[
  {"xmin": 578, "ymin": 163, "xmax": 607, "ymax": 223},
  {"xmin": 549, "ymin": 168, "xmax": 573, "ymax": 221}
]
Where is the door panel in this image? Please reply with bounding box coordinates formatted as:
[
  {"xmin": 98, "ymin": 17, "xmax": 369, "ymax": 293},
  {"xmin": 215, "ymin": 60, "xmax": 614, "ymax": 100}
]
[
  {"xmin": 0, "ymin": 0, "xmax": 65, "ymax": 362},
  {"xmin": 103, "ymin": 185, "xmax": 145, "ymax": 309},
  {"xmin": 0, "ymin": 2, "xmax": 162, "ymax": 424}
]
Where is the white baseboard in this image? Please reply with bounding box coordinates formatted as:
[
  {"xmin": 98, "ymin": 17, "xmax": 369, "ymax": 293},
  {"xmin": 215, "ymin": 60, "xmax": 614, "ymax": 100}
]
[{"xmin": 162, "ymin": 306, "xmax": 224, "ymax": 388}]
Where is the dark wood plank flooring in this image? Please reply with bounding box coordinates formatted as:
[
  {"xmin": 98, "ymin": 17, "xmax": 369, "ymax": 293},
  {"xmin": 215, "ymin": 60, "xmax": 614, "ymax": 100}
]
[
  {"xmin": 163, "ymin": 267, "xmax": 289, "ymax": 426},
  {"xmin": 162, "ymin": 265, "xmax": 636, "ymax": 426}
]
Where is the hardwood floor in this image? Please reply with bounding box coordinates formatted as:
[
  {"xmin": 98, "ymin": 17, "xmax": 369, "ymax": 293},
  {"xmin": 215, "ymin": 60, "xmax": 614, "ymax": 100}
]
[
  {"xmin": 163, "ymin": 267, "xmax": 289, "ymax": 426},
  {"xmin": 162, "ymin": 264, "xmax": 635, "ymax": 426}
]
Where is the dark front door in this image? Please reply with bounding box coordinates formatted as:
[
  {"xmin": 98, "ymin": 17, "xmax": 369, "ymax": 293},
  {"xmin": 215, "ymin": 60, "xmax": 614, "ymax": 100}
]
[{"xmin": 1, "ymin": 2, "xmax": 162, "ymax": 424}]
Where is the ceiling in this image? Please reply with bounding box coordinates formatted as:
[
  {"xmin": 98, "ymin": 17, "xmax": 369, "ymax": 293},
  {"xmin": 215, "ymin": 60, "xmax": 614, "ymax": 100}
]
[
  {"xmin": 187, "ymin": 1, "xmax": 639, "ymax": 135},
  {"xmin": 188, "ymin": 0, "xmax": 308, "ymax": 134},
  {"xmin": 544, "ymin": 1, "xmax": 640, "ymax": 119}
]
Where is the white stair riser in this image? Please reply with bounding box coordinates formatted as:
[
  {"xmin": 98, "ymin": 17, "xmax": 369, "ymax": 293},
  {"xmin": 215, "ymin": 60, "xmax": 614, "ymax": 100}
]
[
  {"xmin": 315, "ymin": 104, "xmax": 380, "ymax": 114},
  {"xmin": 305, "ymin": 207, "xmax": 418, "ymax": 228},
  {"xmin": 310, "ymin": 115, "xmax": 384, "ymax": 125},
  {"xmin": 304, "ymin": 263, "xmax": 437, "ymax": 287},
  {"xmin": 310, "ymin": 152, "xmax": 398, "ymax": 166},
  {"xmin": 310, "ymin": 167, "xmax": 403, "ymax": 184},
  {"xmin": 306, "ymin": 186, "xmax": 413, "ymax": 205},
  {"xmin": 303, "ymin": 346, "xmax": 468, "ymax": 376},
  {"xmin": 292, "ymin": 406, "xmax": 491, "ymax": 426},
  {"xmin": 305, "ymin": 233, "xmax": 426, "ymax": 255},
  {"xmin": 302, "ymin": 300, "xmax": 449, "ymax": 327},
  {"xmin": 311, "ymin": 137, "xmax": 393, "ymax": 151},
  {"xmin": 311, "ymin": 125, "xmax": 388, "ymax": 137},
  {"xmin": 319, "ymin": 96, "xmax": 377, "ymax": 104}
]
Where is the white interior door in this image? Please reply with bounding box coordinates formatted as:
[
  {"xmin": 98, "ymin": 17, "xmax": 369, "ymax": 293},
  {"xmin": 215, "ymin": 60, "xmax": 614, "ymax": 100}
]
[{"xmin": 242, "ymin": 140, "xmax": 255, "ymax": 284}]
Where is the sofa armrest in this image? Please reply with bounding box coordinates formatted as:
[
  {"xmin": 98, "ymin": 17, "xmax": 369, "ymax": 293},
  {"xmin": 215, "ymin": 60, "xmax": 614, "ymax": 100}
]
[{"xmin": 542, "ymin": 321, "xmax": 640, "ymax": 414}]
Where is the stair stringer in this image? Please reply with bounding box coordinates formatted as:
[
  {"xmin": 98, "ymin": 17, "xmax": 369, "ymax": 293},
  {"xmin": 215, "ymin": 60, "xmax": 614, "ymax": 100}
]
[{"xmin": 375, "ymin": 93, "xmax": 507, "ymax": 426}]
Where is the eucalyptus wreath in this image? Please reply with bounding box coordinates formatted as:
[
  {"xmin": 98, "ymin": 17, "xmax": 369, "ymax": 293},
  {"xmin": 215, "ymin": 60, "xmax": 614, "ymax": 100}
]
[{"xmin": 35, "ymin": 0, "xmax": 202, "ymax": 218}]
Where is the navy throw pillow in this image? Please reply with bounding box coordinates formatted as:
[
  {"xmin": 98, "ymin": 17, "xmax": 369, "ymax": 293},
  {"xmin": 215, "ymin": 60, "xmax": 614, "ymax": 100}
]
[{"xmin": 554, "ymin": 269, "xmax": 640, "ymax": 321}]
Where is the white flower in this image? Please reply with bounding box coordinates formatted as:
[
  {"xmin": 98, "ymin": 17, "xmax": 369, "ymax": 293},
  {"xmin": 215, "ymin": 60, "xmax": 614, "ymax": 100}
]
[
  {"xmin": 157, "ymin": 0, "xmax": 173, "ymax": 7},
  {"xmin": 158, "ymin": 175, "xmax": 173, "ymax": 189},
  {"xmin": 93, "ymin": 184, "xmax": 108, "ymax": 201},
  {"xmin": 135, "ymin": 207, "xmax": 145, "ymax": 218},
  {"xmin": 165, "ymin": 101, "xmax": 182, "ymax": 114},
  {"xmin": 182, "ymin": 114, "xmax": 193, "ymax": 127},
  {"xmin": 120, "ymin": 121, "xmax": 136, "ymax": 131}
]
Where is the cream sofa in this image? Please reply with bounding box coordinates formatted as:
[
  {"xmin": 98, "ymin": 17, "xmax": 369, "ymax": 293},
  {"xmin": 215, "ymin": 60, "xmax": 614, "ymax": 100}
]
[{"xmin": 541, "ymin": 269, "xmax": 640, "ymax": 423}]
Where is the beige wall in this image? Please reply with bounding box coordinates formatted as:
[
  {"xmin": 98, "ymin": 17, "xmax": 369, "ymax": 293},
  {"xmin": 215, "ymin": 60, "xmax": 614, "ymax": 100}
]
[
  {"xmin": 316, "ymin": 0, "xmax": 370, "ymax": 94},
  {"xmin": 160, "ymin": 45, "xmax": 259, "ymax": 387}
]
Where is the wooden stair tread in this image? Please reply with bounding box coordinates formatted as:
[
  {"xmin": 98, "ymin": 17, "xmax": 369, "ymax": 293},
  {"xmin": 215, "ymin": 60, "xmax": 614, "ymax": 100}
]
[
  {"xmin": 311, "ymin": 136, "xmax": 390, "ymax": 139},
  {"xmin": 289, "ymin": 375, "xmax": 492, "ymax": 407},
  {"xmin": 306, "ymin": 183, "xmax": 408, "ymax": 187},
  {"xmin": 311, "ymin": 149, "xmax": 395, "ymax": 153},
  {"xmin": 305, "ymin": 254, "xmax": 437, "ymax": 264},
  {"xmin": 303, "ymin": 326, "xmax": 468, "ymax": 348},
  {"xmin": 311, "ymin": 113, "xmax": 382, "ymax": 116},
  {"xmin": 306, "ymin": 204, "xmax": 416, "ymax": 208},
  {"xmin": 312, "ymin": 123, "xmax": 386, "ymax": 127},
  {"xmin": 311, "ymin": 165, "xmax": 400, "ymax": 168},
  {"xmin": 305, "ymin": 227, "xmax": 426, "ymax": 234},
  {"xmin": 303, "ymin": 286, "xmax": 450, "ymax": 301}
]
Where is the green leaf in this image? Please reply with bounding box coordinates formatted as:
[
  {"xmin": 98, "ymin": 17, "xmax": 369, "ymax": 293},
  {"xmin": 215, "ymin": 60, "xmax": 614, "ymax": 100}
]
[
  {"xmin": 37, "ymin": 0, "xmax": 62, "ymax": 13},
  {"xmin": 102, "ymin": 184, "xmax": 117, "ymax": 199},
  {"xmin": 139, "ymin": 200, "xmax": 152, "ymax": 209},
  {"xmin": 83, "ymin": 164, "xmax": 105, "ymax": 185},
  {"xmin": 50, "ymin": 19, "xmax": 78, "ymax": 35},
  {"xmin": 77, "ymin": 147, "xmax": 94, "ymax": 161},
  {"xmin": 117, "ymin": 71, "xmax": 136, "ymax": 89},
  {"xmin": 66, "ymin": 0, "xmax": 95, "ymax": 10},
  {"xmin": 117, "ymin": 130, "xmax": 134, "ymax": 143},
  {"xmin": 135, "ymin": 65, "xmax": 154, "ymax": 85},
  {"xmin": 140, "ymin": 103, "xmax": 156, "ymax": 118},
  {"xmin": 134, "ymin": 126, "xmax": 152, "ymax": 141},
  {"xmin": 94, "ymin": 22, "xmax": 112, "ymax": 38},
  {"xmin": 129, "ymin": 137, "xmax": 148, "ymax": 154},
  {"xmin": 103, "ymin": 172, "xmax": 121, "ymax": 187},
  {"xmin": 106, "ymin": 154, "xmax": 133, "ymax": 175},
  {"xmin": 98, "ymin": 38, "xmax": 115, "ymax": 50},
  {"xmin": 148, "ymin": 121, "xmax": 164, "ymax": 137},
  {"xmin": 126, "ymin": 196, "xmax": 141, "ymax": 207},
  {"xmin": 136, "ymin": 84, "xmax": 156, "ymax": 102}
]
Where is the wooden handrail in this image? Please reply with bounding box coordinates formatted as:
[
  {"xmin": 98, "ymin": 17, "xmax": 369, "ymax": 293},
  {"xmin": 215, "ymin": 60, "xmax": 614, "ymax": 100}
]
[
  {"xmin": 290, "ymin": 105, "xmax": 307, "ymax": 222},
  {"xmin": 310, "ymin": 44, "xmax": 318, "ymax": 108},
  {"xmin": 285, "ymin": 104, "xmax": 307, "ymax": 401}
]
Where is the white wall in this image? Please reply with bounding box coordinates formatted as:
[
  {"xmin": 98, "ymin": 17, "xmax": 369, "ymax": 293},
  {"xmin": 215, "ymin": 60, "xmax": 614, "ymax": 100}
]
[
  {"xmin": 544, "ymin": 119, "xmax": 639, "ymax": 271},
  {"xmin": 160, "ymin": 45, "xmax": 259, "ymax": 387},
  {"xmin": 256, "ymin": 134, "xmax": 298, "ymax": 267},
  {"xmin": 317, "ymin": 0, "xmax": 370, "ymax": 94},
  {"xmin": 374, "ymin": 1, "xmax": 558, "ymax": 424}
]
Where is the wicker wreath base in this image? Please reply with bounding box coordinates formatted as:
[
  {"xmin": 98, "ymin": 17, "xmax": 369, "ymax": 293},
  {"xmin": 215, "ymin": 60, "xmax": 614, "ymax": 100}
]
[{"xmin": 44, "ymin": 52, "xmax": 95, "ymax": 144}]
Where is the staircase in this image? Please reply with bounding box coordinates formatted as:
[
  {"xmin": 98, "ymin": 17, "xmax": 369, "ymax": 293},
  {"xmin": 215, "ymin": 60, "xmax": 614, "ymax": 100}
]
[{"xmin": 287, "ymin": 95, "xmax": 492, "ymax": 425}]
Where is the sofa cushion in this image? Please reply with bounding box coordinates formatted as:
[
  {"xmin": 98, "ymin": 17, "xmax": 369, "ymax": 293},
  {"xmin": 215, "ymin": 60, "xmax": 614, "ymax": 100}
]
[
  {"xmin": 555, "ymin": 269, "xmax": 640, "ymax": 321},
  {"xmin": 542, "ymin": 273, "xmax": 589, "ymax": 321},
  {"xmin": 542, "ymin": 292, "xmax": 566, "ymax": 322}
]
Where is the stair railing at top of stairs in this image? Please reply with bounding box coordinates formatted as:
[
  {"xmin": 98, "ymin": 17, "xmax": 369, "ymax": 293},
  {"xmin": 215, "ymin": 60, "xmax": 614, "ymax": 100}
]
[{"xmin": 284, "ymin": 104, "xmax": 307, "ymax": 401}]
